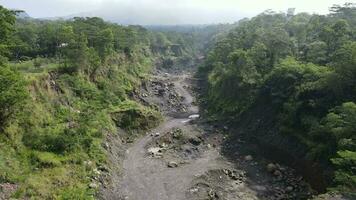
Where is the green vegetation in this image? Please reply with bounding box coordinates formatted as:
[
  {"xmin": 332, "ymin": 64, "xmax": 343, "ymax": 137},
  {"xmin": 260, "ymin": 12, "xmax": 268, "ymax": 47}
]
[
  {"xmin": 0, "ymin": 5, "xmax": 196, "ymax": 199},
  {"xmin": 0, "ymin": 66, "xmax": 27, "ymax": 130},
  {"xmin": 111, "ymin": 100, "xmax": 162, "ymax": 131},
  {"xmin": 201, "ymin": 3, "xmax": 356, "ymax": 196}
]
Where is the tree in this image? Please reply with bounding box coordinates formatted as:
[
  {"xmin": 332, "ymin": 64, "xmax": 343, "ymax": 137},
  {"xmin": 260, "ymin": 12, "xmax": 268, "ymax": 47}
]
[
  {"xmin": 330, "ymin": 42, "xmax": 356, "ymax": 100},
  {"xmin": 87, "ymin": 47, "xmax": 101, "ymax": 81},
  {"xmin": 320, "ymin": 20, "xmax": 351, "ymax": 56},
  {"xmin": 0, "ymin": 6, "xmax": 16, "ymax": 64},
  {"xmin": 262, "ymin": 27, "xmax": 292, "ymax": 67},
  {"xmin": 331, "ymin": 150, "xmax": 356, "ymax": 195},
  {"xmin": 208, "ymin": 49, "xmax": 260, "ymax": 115},
  {"xmin": 310, "ymin": 102, "xmax": 356, "ymax": 195},
  {"xmin": 304, "ymin": 41, "xmax": 328, "ymax": 65},
  {"xmin": 285, "ymin": 12, "xmax": 311, "ymax": 44},
  {"xmin": 63, "ymin": 33, "xmax": 90, "ymax": 73},
  {"xmin": 95, "ymin": 28, "xmax": 114, "ymax": 60},
  {"xmin": 11, "ymin": 23, "xmax": 38, "ymax": 59},
  {"xmin": 0, "ymin": 66, "xmax": 28, "ymax": 131},
  {"xmin": 248, "ymin": 42, "xmax": 269, "ymax": 74},
  {"xmin": 330, "ymin": 3, "xmax": 356, "ymax": 27}
]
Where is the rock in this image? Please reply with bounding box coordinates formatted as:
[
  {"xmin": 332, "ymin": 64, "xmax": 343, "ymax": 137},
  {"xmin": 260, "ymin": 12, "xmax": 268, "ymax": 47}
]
[
  {"xmin": 273, "ymin": 170, "xmax": 282, "ymax": 177},
  {"xmin": 230, "ymin": 173, "xmax": 240, "ymax": 180},
  {"xmin": 312, "ymin": 193, "xmax": 347, "ymax": 200},
  {"xmin": 167, "ymin": 161, "xmax": 178, "ymax": 168},
  {"xmin": 181, "ymin": 145, "xmax": 193, "ymax": 154},
  {"xmin": 98, "ymin": 165, "xmax": 109, "ymax": 172},
  {"xmin": 286, "ymin": 186, "xmax": 294, "ymax": 192},
  {"xmin": 244, "ymin": 155, "xmax": 253, "ymax": 161},
  {"xmin": 253, "ymin": 185, "xmax": 267, "ymax": 192},
  {"xmin": 208, "ymin": 189, "xmax": 219, "ymax": 199},
  {"xmin": 84, "ymin": 160, "xmax": 93, "ymax": 166},
  {"xmin": 189, "ymin": 187, "xmax": 199, "ymax": 193},
  {"xmin": 188, "ymin": 114, "xmax": 200, "ymax": 119},
  {"xmin": 89, "ymin": 182, "xmax": 99, "ymax": 189},
  {"xmin": 158, "ymin": 89, "xmax": 165, "ymax": 96},
  {"xmin": 267, "ymin": 163, "xmax": 277, "ymax": 173},
  {"xmin": 103, "ymin": 142, "xmax": 110, "ymax": 149},
  {"xmin": 148, "ymin": 147, "xmax": 163, "ymax": 157},
  {"xmin": 93, "ymin": 168, "xmax": 101, "ymax": 175},
  {"xmin": 189, "ymin": 137, "xmax": 202, "ymax": 146},
  {"xmin": 159, "ymin": 143, "xmax": 168, "ymax": 148},
  {"xmin": 172, "ymin": 129, "xmax": 183, "ymax": 139}
]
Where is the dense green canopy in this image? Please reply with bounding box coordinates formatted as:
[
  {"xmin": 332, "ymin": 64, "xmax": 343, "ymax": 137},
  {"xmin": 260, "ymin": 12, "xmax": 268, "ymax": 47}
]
[{"xmin": 201, "ymin": 3, "xmax": 356, "ymax": 195}]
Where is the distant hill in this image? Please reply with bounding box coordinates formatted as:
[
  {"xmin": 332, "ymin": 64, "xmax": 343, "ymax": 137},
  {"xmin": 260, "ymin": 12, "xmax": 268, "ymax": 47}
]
[{"xmin": 44, "ymin": 3, "xmax": 243, "ymax": 25}]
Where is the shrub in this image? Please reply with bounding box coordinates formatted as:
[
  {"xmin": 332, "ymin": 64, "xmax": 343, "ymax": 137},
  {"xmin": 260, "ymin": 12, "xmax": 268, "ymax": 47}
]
[{"xmin": 30, "ymin": 151, "xmax": 62, "ymax": 168}]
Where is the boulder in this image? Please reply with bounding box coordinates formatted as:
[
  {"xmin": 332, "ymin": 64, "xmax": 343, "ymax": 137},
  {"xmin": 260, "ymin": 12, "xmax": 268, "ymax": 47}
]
[
  {"xmin": 159, "ymin": 143, "xmax": 168, "ymax": 148},
  {"xmin": 273, "ymin": 170, "xmax": 282, "ymax": 177},
  {"xmin": 286, "ymin": 186, "xmax": 294, "ymax": 192},
  {"xmin": 266, "ymin": 163, "xmax": 277, "ymax": 173},
  {"xmin": 93, "ymin": 168, "xmax": 101, "ymax": 175},
  {"xmin": 89, "ymin": 182, "xmax": 99, "ymax": 189},
  {"xmin": 208, "ymin": 189, "xmax": 219, "ymax": 199},
  {"xmin": 244, "ymin": 155, "xmax": 253, "ymax": 161},
  {"xmin": 188, "ymin": 114, "xmax": 200, "ymax": 119},
  {"xmin": 148, "ymin": 147, "xmax": 163, "ymax": 157},
  {"xmin": 189, "ymin": 137, "xmax": 202, "ymax": 146},
  {"xmin": 167, "ymin": 161, "xmax": 178, "ymax": 168}
]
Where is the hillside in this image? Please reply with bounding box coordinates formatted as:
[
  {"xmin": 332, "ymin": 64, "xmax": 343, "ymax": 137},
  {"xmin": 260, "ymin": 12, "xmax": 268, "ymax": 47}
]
[
  {"xmin": 199, "ymin": 3, "xmax": 356, "ymax": 197},
  {"xmin": 0, "ymin": 6, "xmax": 202, "ymax": 199}
]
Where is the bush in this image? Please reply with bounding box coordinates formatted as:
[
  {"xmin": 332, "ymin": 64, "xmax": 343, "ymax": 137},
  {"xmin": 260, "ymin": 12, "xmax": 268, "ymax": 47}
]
[
  {"xmin": 25, "ymin": 133, "xmax": 71, "ymax": 154},
  {"xmin": 331, "ymin": 150, "xmax": 356, "ymax": 196},
  {"xmin": 30, "ymin": 151, "xmax": 62, "ymax": 168}
]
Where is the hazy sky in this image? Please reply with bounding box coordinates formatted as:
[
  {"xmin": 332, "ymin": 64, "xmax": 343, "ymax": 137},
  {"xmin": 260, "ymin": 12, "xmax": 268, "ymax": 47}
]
[{"xmin": 0, "ymin": 0, "xmax": 352, "ymax": 24}]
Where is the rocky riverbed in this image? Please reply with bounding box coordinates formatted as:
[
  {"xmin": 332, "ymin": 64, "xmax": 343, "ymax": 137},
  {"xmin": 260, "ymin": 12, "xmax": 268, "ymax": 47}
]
[{"xmin": 99, "ymin": 69, "xmax": 316, "ymax": 200}]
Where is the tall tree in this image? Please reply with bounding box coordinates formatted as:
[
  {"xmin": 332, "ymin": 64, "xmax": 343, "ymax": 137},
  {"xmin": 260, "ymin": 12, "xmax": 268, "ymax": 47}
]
[{"xmin": 0, "ymin": 6, "xmax": 16, "ymax": 64}]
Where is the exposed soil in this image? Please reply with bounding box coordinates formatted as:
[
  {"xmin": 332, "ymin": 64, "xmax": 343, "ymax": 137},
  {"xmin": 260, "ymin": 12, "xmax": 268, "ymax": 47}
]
[
  {"xmin": 0, "ymin": 183, "xmax": 18, "ymax": 200},
  {"xmin": 100, "ymin": 68, "xmax": 315, "ymax": 200}
]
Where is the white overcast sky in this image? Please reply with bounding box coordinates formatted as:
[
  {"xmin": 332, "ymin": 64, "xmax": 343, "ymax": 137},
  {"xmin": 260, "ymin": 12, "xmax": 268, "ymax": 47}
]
[{"xmin": 0, "ymin": 0, "xmax": 353, "ymax": 24}]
